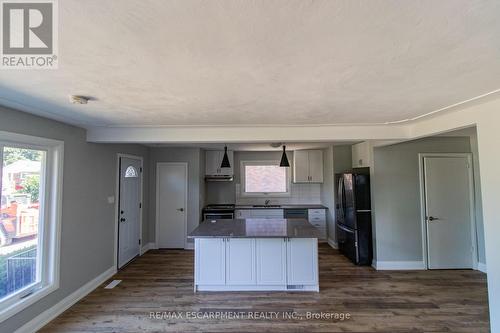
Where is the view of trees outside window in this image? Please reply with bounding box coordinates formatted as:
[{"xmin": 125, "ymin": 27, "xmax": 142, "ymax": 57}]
[{"xmin": 0, "ymin": 147, "xmax": 44, "ymax": 299}]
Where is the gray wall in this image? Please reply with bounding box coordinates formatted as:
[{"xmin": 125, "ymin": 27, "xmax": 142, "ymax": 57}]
[
  {"xmin": 148, "ymin": 147, "xmax": 203, "ymax": 246},
  {"xmin": 0, "ymin": 106, "xmax": 149, "ymax": 333},
  {"xmin": 372, "ymin": 136, "xmax": 476, "ymax": 262}
]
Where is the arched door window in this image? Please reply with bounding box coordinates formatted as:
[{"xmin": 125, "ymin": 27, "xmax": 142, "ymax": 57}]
[{"xmin": 125, "ymin": 166, "xmax": 139, "ymax": 178}]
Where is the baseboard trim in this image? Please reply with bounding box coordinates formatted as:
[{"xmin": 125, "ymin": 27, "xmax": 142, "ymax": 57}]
[
  {"xmin": 327, "ymin": 238, "xmax": 338, "ymax": 249},
  {"xmin": 140, "ymin": 242, "xmax": 156, "ymax": 255},
  {"xmin": 15, "ymin": 266, "xmax": 116, "ymax": 333},
  {"xmin": 477, "ymin": 262, "xmax": 487, "ymax": 273},
  {"xmin": 372, "ymin": 260, "xmax": 426, "ymax": 270}
]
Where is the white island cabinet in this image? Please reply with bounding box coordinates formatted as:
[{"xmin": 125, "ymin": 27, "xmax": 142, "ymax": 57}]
[
  {"xmin": 194, "ymin": 236, "xmax": 318, "ymax": 291},
  {"xmin": 256, "ymin": 238, "xmax": 287, "ymax": 285},
  {"xmin": 226, "ymin": 238, "xmax": 256, "ymax": 285},
  {"xmin": 191, "ymin": 218, "xmax": 320, "ymax": 292},
  {"xmin": 195, "ymin": 238, "xmax": 225, "ymax": 285}
]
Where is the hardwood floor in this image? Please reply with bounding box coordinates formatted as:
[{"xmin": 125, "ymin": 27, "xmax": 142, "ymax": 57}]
[{"xmin": 41, "ymin": 244, "xmax": 490, "ymax": 332}]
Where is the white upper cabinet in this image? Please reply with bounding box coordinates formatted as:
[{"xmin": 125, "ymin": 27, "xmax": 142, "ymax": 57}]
[
  {"xmin": 293, "ymin": 150, "xmax": 323, "ymax": 183},
  {"xmin": 205, "ymin": 150, "xmax": 234, "ymax": 176},
  {"xmin": 352, "ymin": 142, "xmax": 372, "ymax": 168}
]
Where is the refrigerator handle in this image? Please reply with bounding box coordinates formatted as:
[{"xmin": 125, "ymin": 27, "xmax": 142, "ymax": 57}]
[{"xmin": 338, "ymin": 177, "xmax": 345, "ymax": 219}]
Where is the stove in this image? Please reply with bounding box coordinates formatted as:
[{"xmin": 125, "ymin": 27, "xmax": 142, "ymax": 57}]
[{"xmin": 203, "ymin": 204, "xmax": 235, "ymax": 220}]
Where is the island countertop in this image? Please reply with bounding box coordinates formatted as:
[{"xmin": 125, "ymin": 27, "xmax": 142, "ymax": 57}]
[{"xmin": 188, "ymin": 218, "xmax": 322, "ymax": 238}]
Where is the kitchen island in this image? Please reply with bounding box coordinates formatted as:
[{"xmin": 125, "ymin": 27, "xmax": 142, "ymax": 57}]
[{"xmin": 188, "ymin": 218, "xmax": 321, "ymax": 292}]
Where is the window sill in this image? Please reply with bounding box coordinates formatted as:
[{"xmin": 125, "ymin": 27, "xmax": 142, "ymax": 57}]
[
  {"xmin": 240, "ymin": 192, "xmax": 292, "ymax": 198},
  {"xmin": 0, "ymin": 283, "xmax": 58, "ymax": 324}
]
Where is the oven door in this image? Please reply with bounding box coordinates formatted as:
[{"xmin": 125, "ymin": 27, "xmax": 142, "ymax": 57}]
[{"xmin": 203, "ymin": 212, "xmax": 234, "ymax": 221}]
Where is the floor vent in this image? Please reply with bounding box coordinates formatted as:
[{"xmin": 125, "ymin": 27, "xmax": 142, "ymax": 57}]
[
  {"xmin": 287, "ymin": 285, "xmax": 304, "ymax": 290},
  {"xmin": 104, "ymin": 280, "xmax": 122, "ymax": 289}
]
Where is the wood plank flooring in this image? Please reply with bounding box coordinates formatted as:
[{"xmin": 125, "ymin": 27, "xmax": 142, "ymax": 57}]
[{"xmin": 40, "ymin": 244, "xmax": 490, "ymax": 332}]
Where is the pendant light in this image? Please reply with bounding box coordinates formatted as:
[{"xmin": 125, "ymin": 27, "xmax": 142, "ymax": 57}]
[
  {"xmin": 280, "ymin": 145, "xmax": 290, "ymax": 167},
  {"xmin": 221, "ymin": 145, "xmax": 231, "ymax": 168}
]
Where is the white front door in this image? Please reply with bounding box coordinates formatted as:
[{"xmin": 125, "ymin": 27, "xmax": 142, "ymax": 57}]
[
  {"xmin": 156, "ymin": 163, "xmax": 187, "ymax": 248},
  {"xmin": 423, "ymin": 156, "xmax": 474, "ymax": 269},
  {"xmin": 118, "ymin": 157, "xmax": 142, "ymax": 268}
]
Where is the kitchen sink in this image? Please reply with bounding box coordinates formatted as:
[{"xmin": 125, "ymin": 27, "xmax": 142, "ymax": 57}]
[{"xmin": 252, "ymin": 205, "xmax": 282, "ymax": 208}]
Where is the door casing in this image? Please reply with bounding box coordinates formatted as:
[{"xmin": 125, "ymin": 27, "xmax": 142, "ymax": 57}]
[
  {"xmin": 418, "ymin": 153, "xmax": 478, "ymax": 270},
  {"xmin": 114, "ymin": 153, "xmax": 143, "ymax": 270},
  {"xmin": 155, "ymin": 162, "xmax": 188, "ymax": 249}
]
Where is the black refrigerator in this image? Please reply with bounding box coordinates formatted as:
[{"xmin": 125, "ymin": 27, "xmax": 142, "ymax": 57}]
[{"xmin": 336, "ymin": 172, "xmax": 373, "ymax": 265}]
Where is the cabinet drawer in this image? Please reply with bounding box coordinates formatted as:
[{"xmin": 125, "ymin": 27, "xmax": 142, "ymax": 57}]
[
  {"xmin": 310, "ymin": 220, "xmax": 326, "ymax": 228},
  {"xmin": 309, "ymin": 215, "xmax": 326, "ymax": 222},
  {"xmin": 308, "ymin": 209, "xmax": 325, "ymax": 216}
]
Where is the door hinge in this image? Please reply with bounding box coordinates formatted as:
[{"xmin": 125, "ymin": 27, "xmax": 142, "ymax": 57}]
[
  {"xmin": 140, "ymin": 167, "xmax": 143, "ymax": 172},
  {"xmin": 139, "ymin": 239, "xmax": 141, "ymax": 245},
  {"xmin": 139, "ymin": 203, "xmax": 142, "ymax": 208}
]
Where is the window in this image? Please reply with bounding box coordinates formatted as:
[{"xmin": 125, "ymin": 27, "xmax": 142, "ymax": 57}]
[
  {"xmin": 124, "ymin": 165, "xmax": 138, "ymax": 178},
  {"xmin": 241, "ymin": 161, "xmax": 290, "ymax": 196},
  {"xmin": 0, "ymin": 131, "xmax": 63, "ymax": 323}
]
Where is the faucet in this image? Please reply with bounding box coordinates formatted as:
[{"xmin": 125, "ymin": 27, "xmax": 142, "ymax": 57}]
[{"xmin": 265, "ymin": 199, "xmax": 271, "ymax": 206}]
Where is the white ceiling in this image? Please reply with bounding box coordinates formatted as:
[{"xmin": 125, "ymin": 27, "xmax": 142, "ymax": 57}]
[{"xmin": 1, "ymin": 0, "xmax": 500, "ymax": 128}]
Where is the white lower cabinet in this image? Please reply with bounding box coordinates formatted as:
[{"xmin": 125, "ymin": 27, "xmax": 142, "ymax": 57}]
[
  {"xmin": 195, "ymin": 238, "xmax": 225, "ymax": 285},
  {"xmin": 256, "ymin": 238, "xmax": 287, "ymax": 285},
  {"xmin": 195, "ymin": 237, "xmax": 318, "ymax": 291},
  {"xmin": 287, "ymin": 238, "xmax": 318, "ymax": 285},
  {"xmin": 226, "ymin": 239, "xmax": 256, "ymax": 285}
]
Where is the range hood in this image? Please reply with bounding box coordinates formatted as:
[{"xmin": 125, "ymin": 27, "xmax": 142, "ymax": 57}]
[{"xmin": 205, "ymin": 175, "xmax": 234, "ymax": 182}]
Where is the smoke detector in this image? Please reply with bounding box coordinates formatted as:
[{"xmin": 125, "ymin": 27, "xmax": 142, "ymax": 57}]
[
  {"xmin": 69, "ymin": 95, "xmax": 90, "ymax": 104},
  {"xmin": 270, "ymin": 142, "xmax": 282, "ymax": 148}
]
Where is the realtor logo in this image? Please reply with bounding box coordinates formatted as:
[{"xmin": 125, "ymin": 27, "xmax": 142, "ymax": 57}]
[{"xmin": 1, "ymin": 0, "xmax": 58, "ymax": 69}]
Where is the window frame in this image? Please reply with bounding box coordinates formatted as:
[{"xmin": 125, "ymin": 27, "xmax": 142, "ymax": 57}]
[
  {"xmin": 0, "ymin": 131, "xmax": 64, "ymax": 323},
  {"xmin": 240, "ymin": 160, "xmax": 291, "ymax": 197}
]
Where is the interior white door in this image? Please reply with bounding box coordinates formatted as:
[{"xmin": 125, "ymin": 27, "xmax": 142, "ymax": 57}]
[
  {"xmin": 424, "ymin": 156, "xmax": 473, "ymax": 269},
  {"xmin": 118, "ymin": 157, "xmax": 141, "ymax": 268},
  {"xmin": 157, "ymin": 163, "xmax": 187, "ymax": 248}
]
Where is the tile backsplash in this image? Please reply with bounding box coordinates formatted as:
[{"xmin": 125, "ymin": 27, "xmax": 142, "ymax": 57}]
[{"xmin": 235, "ymin": 183, "xmax": 321, "ymax": 205}]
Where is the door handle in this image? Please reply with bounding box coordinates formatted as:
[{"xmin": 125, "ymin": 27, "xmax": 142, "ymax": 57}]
[
  {"xmin": 177, "ymin": 208, "xmax": 184, "ymax": 212},
  {"xmin": 120, "ymin": 218, "xmax": 126, "ymax": 222},
  {"xmin": 428, "ymin": 216, "xmax": 440, "ymax": 221}
]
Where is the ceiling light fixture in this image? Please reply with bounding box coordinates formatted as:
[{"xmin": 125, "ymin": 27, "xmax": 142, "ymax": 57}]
[
  {"xmin": 69, "ymin": 95, "xmax": 90, "ymax": 104},
  {"xmin": 280, "ymin": 145, "xmax": 290, "ymax": 167},
  {"xmin": 221, "ymin": 145, "xmax": 231, "ymax": 168}
]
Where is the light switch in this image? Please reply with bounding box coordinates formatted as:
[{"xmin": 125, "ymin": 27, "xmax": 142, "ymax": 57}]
[{"xmin": 107, "ymin": 196, "xmax": 115, "ymax": 204}]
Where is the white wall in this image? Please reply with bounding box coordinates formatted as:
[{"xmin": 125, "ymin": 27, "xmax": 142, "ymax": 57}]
[
  {"xmin": 0, "ymin": 106, "xmax": 149, "ymax": 333},
  {"xmin": 469, "ymin": 130, "xmax": 486, "ymax": 264}
]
